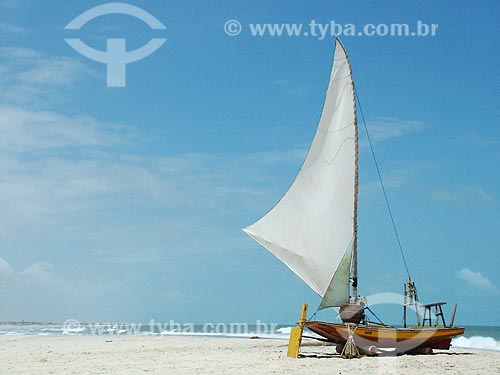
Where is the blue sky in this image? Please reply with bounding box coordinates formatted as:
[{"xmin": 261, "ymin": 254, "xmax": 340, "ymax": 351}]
[{"xmin": 0, "ymin": 0, "xmax": 498, "ymax": 325}]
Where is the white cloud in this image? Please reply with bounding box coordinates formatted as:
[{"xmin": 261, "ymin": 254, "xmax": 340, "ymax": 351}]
[
  {"xmin": 0, "ymin": 0, "xmax": 30, "ymax": 8},
  {"xmin": 0, "ymin": 257, "xmax": 14, "ymax": 278},
  {"xmin": 429, "ymin": 187, "xmax": 496, "ymax": 205},
  {"xmin": 0, "ymin": 103, "xmax": 294, "ymax": 242},
  {"xmin": 272, "ymin": 79, "xmax": 307, "ymax": 96},
  {"xmin": 240, "ymin": 148, "xmax": 307, "ymax": 166},
  {"xmin": 0, "ymin": 106, "xmax": 132, "ymax": 153},
  {"xmin": 0, "ymin": 47, "xmax": 93, "ymax": 106},
  {"xmin": 0, "ymin": 21, "xmax": 27, "ymax": 34},
  {"xmin": 456, "ymin": 267, "xmax": 499, "ymax": 294},
  {"xmin": 21, "ymin": 262, "xmax": 54, "ymax": 283},
  {"xmin": 0, "ymin": 257, "xmax": 131, "ymax": 321},
  {"xmin": 0, "ymin": 104, "xmax": 146, "ymax": 229},
  {"xmin": 448, "ymin": 133, "xmax": 500, "ymax": 148},
  {"xmin": 0, "ymin": 46, "xmax": 38, "ymax": 59},
  {"xmin": 273, "ymin": 79, "xmax": 288, "ymax": 86},
  {"xmin": 18, "ymin": 57, "xmax": 87, "ymax": 86},
  {"xmin": 361, "ymin": 117, "xmax": 426, "ymax": 144}
]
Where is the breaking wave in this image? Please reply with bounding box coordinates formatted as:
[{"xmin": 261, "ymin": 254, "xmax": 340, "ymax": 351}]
[{"xmin": 452, "ymin": 336, "xmax": 500, "ymax": 352}]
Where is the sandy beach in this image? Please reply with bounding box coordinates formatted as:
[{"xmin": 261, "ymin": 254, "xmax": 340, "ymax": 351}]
[{"xmin": 0, "ymin": 335, "xmax": 499, "ymax": 375}]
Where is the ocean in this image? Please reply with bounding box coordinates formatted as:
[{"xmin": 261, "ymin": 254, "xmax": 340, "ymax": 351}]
[{"xmin": 0, "ymin": 323, "xmax": 499, "ymax": 352}]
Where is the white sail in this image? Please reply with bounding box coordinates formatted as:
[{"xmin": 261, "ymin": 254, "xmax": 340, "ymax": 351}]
[{"xmin": 243, "ymin": 39, "xmax": 357, "ymax": 305}]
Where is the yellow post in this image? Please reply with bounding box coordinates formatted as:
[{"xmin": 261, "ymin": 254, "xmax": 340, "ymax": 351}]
[{"xmin": 287, "ymin": 303, "xmax": 308, "ymax": 358}]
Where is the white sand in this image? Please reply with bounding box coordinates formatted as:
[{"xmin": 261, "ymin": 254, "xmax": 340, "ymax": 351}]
[{"xmin": 0, "ymin": 335, "xmax": 499, "ymax": 374}]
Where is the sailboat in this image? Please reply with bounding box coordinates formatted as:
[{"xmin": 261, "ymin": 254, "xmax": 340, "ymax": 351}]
[{"xmin": 243, "ymin": 38, "xmax": 464, "ymax": 356}]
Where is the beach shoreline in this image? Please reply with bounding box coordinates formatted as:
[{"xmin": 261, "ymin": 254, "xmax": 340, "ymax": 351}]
[{"xmin": 1, "ymin": 335, "xmax": 499, "ymax": 375}]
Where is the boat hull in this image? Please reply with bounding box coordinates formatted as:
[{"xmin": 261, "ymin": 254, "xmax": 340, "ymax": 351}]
[{"xmin": 303, "ymin": 321, "xmax": 464, "ymax": 354}]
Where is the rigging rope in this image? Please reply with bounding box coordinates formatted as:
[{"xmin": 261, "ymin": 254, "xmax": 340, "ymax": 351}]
[
  {"xmin": 364, "ymin": 306, "xmax": 386, "ymax": 326},
  {"xmin": 355, "ymin": 87, "xmax": 411, "ymax": 279}
]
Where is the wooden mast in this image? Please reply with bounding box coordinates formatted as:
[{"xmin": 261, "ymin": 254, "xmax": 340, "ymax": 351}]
[{"xmin": 337, "ymin": 38, "xmax": 359, "ymax": 299}]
